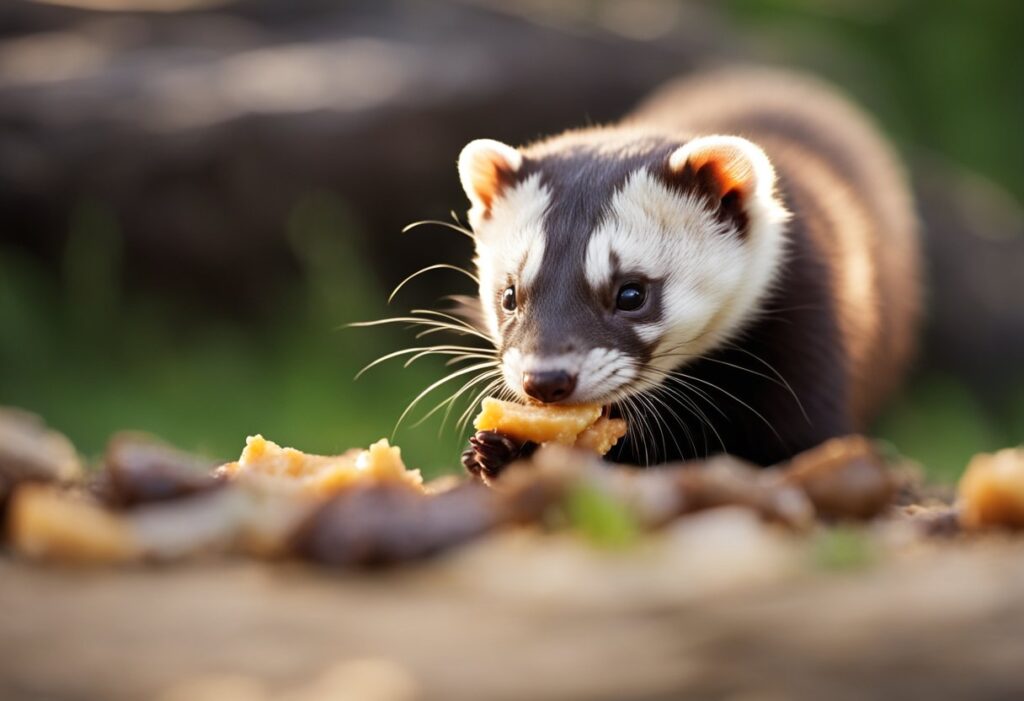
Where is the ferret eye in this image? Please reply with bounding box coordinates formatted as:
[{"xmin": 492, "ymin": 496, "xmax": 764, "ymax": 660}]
[
  {"xmin": 615, "ymin": 282, "xmax": 647, "ymax": 312},
  {"xmin": 501, "ymin": 285, "xmax": 517, "ymax": 312}
]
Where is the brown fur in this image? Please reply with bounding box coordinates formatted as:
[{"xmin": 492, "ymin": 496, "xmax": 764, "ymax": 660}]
[
  {"xmin": 615, "ymin": 67, "xmax": 921, "ymax": 462},
  {"xmin": 461, "ymin": 68, "xmax": 921, "ymax": 467}
]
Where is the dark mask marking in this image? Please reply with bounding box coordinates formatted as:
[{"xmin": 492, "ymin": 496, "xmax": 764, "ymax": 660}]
[{"xmin": 495, "ymin": 135, "xmax": 689, "ymax": 369}]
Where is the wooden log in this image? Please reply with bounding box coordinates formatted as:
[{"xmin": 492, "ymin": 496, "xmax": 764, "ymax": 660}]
[{"xmin": 2, "ymin": 527, "xmax": 1024, "ymax": 701}]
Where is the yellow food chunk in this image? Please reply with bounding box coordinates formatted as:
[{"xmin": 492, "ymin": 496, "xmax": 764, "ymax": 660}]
[
  {"xmin": 474, "ymin": 398, "xmax": 624, "ymax": 455},
  {"xmin": 959, "ymin": 447, "xmax": 1024, "ymax": 529},
  {"xmin": 217, "ymin": 435, "xmax": 423, "ymax": 497},
  {"xmin": 573, "ymin": 417, "xmax": 628, "ymax": 455},
  {"xmin": 8, "ymin": 484, "xmax": 141, "ymax": 564}
]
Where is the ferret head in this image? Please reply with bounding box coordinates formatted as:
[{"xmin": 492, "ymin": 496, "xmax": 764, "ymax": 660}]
[{"xmin": 457, "ymin": 130, "xmax": 789, "ymax": 406}]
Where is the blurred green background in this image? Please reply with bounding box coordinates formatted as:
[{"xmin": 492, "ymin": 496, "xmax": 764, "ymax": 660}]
[{"xmin": 0, "ymin": 0, "xmax": 1021, "ymax": 480}]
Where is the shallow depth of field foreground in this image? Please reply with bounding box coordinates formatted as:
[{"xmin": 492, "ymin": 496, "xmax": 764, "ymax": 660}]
[{"xmin": 2, "ymin": 1, "xmax": 1024, "ymax": 700}]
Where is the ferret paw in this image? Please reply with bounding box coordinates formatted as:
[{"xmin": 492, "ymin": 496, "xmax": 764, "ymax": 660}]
[{"xmin": 462, "ymin": 430, "xmax": 535, "ymax": 481}]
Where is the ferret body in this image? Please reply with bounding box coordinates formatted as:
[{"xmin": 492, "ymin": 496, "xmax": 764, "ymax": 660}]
[{"xmin": 457, "ymin": 68, "xmax": 920, "ymax": 467}]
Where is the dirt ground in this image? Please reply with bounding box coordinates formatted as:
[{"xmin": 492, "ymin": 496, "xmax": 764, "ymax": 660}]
[{"xmin": 4, "ymin": 523, "xmax": 1024, "ymax": 701}]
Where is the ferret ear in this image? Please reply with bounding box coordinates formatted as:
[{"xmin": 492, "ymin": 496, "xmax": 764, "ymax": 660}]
[
  {"xmin": 458, "ymin": 139, "xmax": 522, "ymax": 223},
  {"xmin": 666, "ymin": 135, "xmax": 777, "ymax": 235}
]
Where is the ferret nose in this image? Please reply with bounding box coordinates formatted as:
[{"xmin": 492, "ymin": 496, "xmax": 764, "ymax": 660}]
[{"xmin": 522, "ymin": 370, "xmax": 577, "ymax": 403}]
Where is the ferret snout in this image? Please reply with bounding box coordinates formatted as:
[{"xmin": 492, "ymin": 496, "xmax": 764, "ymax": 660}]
[{"xmin": 522, "ymin": 370, "xmax": 577, "ymax": 403}]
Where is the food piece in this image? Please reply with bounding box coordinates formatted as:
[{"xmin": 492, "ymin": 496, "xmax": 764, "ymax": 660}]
[
  {"xmin": 8, "ymin": 484, "xmax": 141, "ymax": 564},
  {"xmin": 100, "ymin": 433, "xmax": 222, "ymax": 509},
  {"xmin": 0, "ymin": 408, "xmax": 81, "ymax": 483},
  {"xmin": 216, "ymin": 435, "xmax": 423, "ymax": 497},
  {"xmin": 0, "ymin": 408, "xmax": 82, "ymax": 519},
  {"xmin": 8, "ymin": 434, "xmax": 432, "ymax": 564},
  {"xmin": 574, "ymin": 417, "xmax": 628, "ymax": 455},
  {"xmin": 467, "ymin": 399, "xmax": 626, "ymax": 480},
  {"xmin": 777, "ymin": 435, "xmax": 895, "ymax": 520},
  {"xmin": 10, "ymin": 480, "xmax": 317, "ymax": 563},
  {"xmin": 958, "ymin": 447, "xmax": 1024, "ymax": 529},
  {"xmin": 474, "ymin": 398, "xmax": 601, "ymax": 445},
  {"xmin": 473, "ymin": 398, "xmax": 623, "ymax": 452},
  {"xmin": 293, "ymin": 482, "xmax": 499, "ymax": 567}
]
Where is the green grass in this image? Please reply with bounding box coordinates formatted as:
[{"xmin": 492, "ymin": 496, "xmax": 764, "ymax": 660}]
[
  {"xmin": 1, "ymin": 192, "xmax": 1019, "ymax": 483},
  {"xmin": 873, "ymin": 374, "xmax": 1013, "ymax": 484},
  {"xmin": 811, "ymin": 526, "xmax": 876, "ymax": 572},
  {"xmin": 0, "ymin": 194, "xmax": 476, "ymax": 478},
  {"xmin": 722, "ymin": 0, "xmax": 1024, "ymax": 203},
  {"xmin": 565, "ymin": 483, "xmax": 641, "ymax": 548}
]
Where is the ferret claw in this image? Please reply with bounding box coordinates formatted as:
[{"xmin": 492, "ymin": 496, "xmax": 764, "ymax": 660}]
[{"xmin": 462, "ymin": 430, "xmax": 535, "ymax": 480}]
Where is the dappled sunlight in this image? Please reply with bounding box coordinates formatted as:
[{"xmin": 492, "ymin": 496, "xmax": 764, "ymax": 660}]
[
  {"xmin": 30, "ymin": 0, "xmax": 231, "ymax": 11},
  {"xmin": 146, "ymin": 39, "xmax": 413, "ymax": 130},
  {"xmin": 0, "ymin": 31, "xmax": 113, "ymax": 85}
]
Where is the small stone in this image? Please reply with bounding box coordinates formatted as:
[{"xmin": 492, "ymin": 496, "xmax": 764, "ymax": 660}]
[{"xmin": 778, "ymin": 435, "xmax": 895, "ymax": 520}]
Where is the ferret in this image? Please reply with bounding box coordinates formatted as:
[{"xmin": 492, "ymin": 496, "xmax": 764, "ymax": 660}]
[{"xmin": 456, "ymin": 67, "xmax": 921, "ymax": 470}]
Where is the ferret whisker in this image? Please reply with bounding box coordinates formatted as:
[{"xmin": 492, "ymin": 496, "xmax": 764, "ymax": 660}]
[
  {"xmin": 645, "ymin": 328, "xmax": 716, "ymax": 363},
  {"xmin": 349, "ymin": 316, "xmax": 489, "ymax": 342},
  {"xmin": 651, "ymin": 392, "xmax": 697, "ymax": 459},
  {"xmin": 631, "ymin": 390, "xmax": 674, "ymax": 463},
  {"xmin": 408, "ymin": 310, "xmax": 495, "ymax": 344},
  {"xmin": 388, "ymin": 264, "xmax": 479, "ymax": 304},
  {"xmin": 646, "ymin": 346, "xmax": 805, "ymax": 422},
  {"xmin": 446, "ymin": 376, "xmax": 504, "ymax": 436},
  {"xmin": 639, "ymin": 382, "xmax": 701, "ymax": 458},
  {"xmin": 355, "ymin": 344, "xmax": 492, "ymax": 380},
  {"xmin": 440, "ymin": 354, "xmax": 497, "ymax": 367},
  {"xmin": 410, "ymin": 308, "xmax": 483, "ymax": 331},
  {"xmin": 401, "ymin": 219, "xmax": 476, "ymax": 240},
  {"xmin": 413, "ymin": 325, "xmax": 481, "ymax": 340},
  {"xmin": 456, "ymin": 378, "xmax": 508, "ymax": 436},
  {"xmin": 393, "ymin": 361, "xmax": 502, "ymax": 436},
  {"xmin": 620, "ymin": 392, "xmax": 653, "ymax": 467},
  {"xmin": 755, "ymin": 303, "xmax": 824, "ymax": 317},
  {"xmin": 637, "ymin": 396, "xmax": 657, "ymax": 467},
  {"xmin": 625, "ymin": 392, "xmax": 655, "ymax": 464},
  {"xmin": 402, "ymin": 347, "xmax": 495, "ymax": 367},
  {"xmin": 637, "ymin": 366, "xmax": 725, "ymax": 420},
  {"xmin": 656, "ymin": 379, "xmax": 723, "ymax": 450},
  {"xmin": 669, "ymin": 369, "xmax": 785, "ymax": 445},
  {"xmin": 626, "ymin": 374, "xmax": 692, "ymax": 456},
  {"xmin": 610, "ymin": 396, "xmax": 638, "ymax": 463},
  {"xmin": 411, "ymin": 368, "xmax": 503, "ymax": 429},
  {"xmin": 643, "ymin": 374, "xmax": 723, "ymax": 456},
  {"xmin": 718, "ymin": 344, "xmax": 809, "ymax": 423},
  {"xmin": 613, "ymin": 394, "xmax": 640, "ymax": 464}
]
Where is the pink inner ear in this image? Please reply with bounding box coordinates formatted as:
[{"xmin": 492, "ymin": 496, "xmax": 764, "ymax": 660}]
[{"xmin": 686, "ymin": 145, "xmax": 755, "ymax": 197}]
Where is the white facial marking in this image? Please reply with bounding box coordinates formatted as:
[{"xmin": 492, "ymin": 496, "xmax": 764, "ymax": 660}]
[
  {"xmin": 520, "ymin": 233, "xmax": 546, "ymax": 288},
  {"xmin": 473, "ymin": 173, "xmax": 551, "ymax": 342},
  {"xmin": 501, "ymin": 346, "xmax": 638, "ymax": 403},
  {"xmin": 585, "ymin": 146, "xmax": 789, "ymax": 381}
]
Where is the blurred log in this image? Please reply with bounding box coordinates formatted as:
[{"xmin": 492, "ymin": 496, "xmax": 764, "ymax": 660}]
[
  {"xmin": 2, "ymin": 534, "xmax": 1024, "ymax": 701},
  {"xmin": 0, "ymin": 0, "xmax": 716, "ymax": 315},
  {"xmin": 1, "ymin": 0, "xmax": 1022, "ymax": 391}
]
